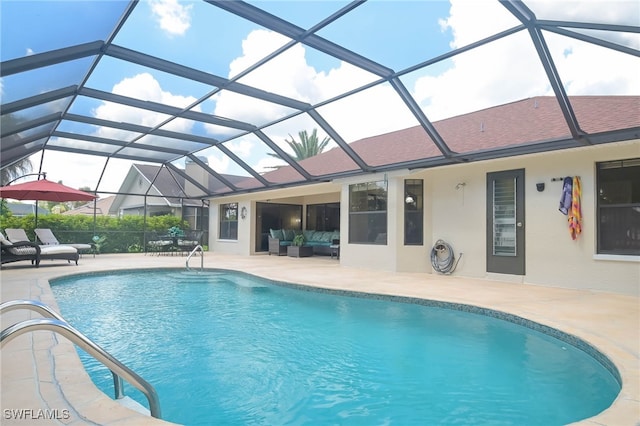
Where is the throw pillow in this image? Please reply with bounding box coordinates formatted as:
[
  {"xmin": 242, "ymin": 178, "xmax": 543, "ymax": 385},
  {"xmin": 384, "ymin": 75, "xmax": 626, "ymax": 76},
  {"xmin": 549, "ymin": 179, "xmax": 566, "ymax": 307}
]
[{"xmin": 270, "ymin": 229, "xmax": 283, "ymax": 240}]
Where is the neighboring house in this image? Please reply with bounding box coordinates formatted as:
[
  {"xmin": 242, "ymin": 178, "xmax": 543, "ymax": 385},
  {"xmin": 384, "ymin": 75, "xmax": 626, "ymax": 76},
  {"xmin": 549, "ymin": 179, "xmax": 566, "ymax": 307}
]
[
  {"xmin": 110, "ymin": 161, "xmax": 246, "ymax": 232},
  {"xmin": 62, "ymin": 196, "xmax": 116, "ymax": 216},
  {"xmin": 208, "ymin": 96, "xmax": 640, "ymax": 296},
  {"xmin": 6, "ymin": 202, "xmax": 49, "ymax": 217}
]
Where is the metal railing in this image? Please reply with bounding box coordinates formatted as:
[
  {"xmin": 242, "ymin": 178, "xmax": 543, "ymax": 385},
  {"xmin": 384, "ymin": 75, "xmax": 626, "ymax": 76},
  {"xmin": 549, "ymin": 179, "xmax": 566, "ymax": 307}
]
[
  {"xmin": 0, "ymin": 300, "xmax": 161, "ymax": 419},
  {"xmin": 186, "ymin": 245, "xmax": 204, "ymax": 271}
]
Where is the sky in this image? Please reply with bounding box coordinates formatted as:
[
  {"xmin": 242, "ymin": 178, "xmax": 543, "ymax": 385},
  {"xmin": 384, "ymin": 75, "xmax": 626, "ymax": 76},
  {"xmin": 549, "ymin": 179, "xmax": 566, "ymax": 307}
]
[{"xmin": 1, "ymin": 0, "xmax": 639, "ymax": 196}]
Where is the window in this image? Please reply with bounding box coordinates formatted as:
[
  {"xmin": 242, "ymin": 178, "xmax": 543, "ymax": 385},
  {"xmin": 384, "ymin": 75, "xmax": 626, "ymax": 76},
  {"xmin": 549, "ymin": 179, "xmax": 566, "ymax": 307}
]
[
  {"xmin": 597, "ymin": 158, "xmax": 640, "ymax": 255},
  {"xmin": 255, "ymin": 202, "xmax": 303, "ymax": 252},
  {"xmin": 306, "ymin": 203, "xmax": 340, "ymax": 231},
  {"xmin": 219, "ymin": 203, "xmax": 238, "ymax": 240},
  {"xmin": 183, "ymin": 205, "xmax": 209, "ymax": 232},
  {"xmin": 349, "ymin": 181, "xmax": 387, "ymax": 244},
  {"xmin": 405, "ymin": 179, "xmax": 423, "ymax": 245}
]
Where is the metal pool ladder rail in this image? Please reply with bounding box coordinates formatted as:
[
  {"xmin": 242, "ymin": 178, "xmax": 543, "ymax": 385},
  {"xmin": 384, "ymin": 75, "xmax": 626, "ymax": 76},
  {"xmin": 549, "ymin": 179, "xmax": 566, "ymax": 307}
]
[
  {"xmin": 0, "ymin": 299, "xmax": 162, "ymax": 419},
  {"xmin": 186, "ymin": 244, "xmax": 204, "ymax": 271}
]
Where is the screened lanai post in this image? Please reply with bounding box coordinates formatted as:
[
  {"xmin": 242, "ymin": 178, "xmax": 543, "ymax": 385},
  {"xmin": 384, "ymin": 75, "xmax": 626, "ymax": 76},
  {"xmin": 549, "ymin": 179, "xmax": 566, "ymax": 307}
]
[
  {"xmin": 92, "ymin": 197, "xmax": 97, "ymax": 249},
  {"xmin": 499, "ymin": 0, "xmax": 584, "ymax": 142},
  {"xmin": 144, "ymin": 195, "xmax": 148, "ymax": 254},
  {"xmin": 200, "ymin": 200, "xmax": 206, "ymax": 245}
]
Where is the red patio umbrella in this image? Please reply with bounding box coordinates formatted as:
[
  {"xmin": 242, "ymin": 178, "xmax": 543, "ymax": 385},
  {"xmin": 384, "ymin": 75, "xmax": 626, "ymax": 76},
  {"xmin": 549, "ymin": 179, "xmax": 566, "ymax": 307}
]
[
  {"xmin": 0, "ymin": 178, "xmax": 97, "ymax": 228},
  {"xmin": 0, "ymin": 179, "xmax": 96, "ymax": 202}
]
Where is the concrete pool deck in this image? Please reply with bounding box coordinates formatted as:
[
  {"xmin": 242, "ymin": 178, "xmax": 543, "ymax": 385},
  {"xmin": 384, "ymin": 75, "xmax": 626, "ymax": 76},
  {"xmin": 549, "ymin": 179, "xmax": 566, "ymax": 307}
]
[{"xmin": 1, "ymin": 252, "xmax": 638, "ymax": 425}]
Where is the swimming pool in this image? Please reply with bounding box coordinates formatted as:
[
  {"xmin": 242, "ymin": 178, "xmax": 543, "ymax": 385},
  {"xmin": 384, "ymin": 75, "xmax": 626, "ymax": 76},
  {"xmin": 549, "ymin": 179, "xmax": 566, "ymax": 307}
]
[{"xmin": 51, "ymin": 269, "xmax": 620, "ymax": 425}]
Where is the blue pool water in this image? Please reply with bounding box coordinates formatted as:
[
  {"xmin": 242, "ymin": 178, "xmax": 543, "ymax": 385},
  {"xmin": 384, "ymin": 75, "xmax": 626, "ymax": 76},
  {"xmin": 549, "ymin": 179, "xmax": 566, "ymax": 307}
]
[{"xmin": 51, "ymin": 270, "xmax": 620, "ymax": 425}]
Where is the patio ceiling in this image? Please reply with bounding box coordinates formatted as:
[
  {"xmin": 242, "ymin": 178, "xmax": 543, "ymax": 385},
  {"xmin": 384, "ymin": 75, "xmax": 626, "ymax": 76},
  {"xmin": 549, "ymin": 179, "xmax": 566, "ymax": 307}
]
[{"xmin": 1, "ymin": 0, "xmax": 638, "ymax": 199}]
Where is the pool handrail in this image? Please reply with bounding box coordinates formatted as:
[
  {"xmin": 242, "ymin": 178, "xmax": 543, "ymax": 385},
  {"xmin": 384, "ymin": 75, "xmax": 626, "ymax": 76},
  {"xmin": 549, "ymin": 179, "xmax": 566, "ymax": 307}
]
[
  {"xmin": 0, "ymin": 299, "xmax": 162, "ymax": 419},
  {"xmin": 186, "ymin": 244, "xmax": 203, "ymax": 271}
]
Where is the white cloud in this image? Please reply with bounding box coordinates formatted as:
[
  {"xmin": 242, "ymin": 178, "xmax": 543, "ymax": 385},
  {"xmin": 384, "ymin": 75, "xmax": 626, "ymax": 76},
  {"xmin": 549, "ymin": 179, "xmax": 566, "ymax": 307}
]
[
  {"xmin": 148, "ymin": 0, "xmax": 192, "ymax": 36},
  {"xmin": 94, "ymin": 73, "xmax": 198, "ymax": 133},
  {"xmin": 207, "ymin": 152, "xmax": 229, "ymax": 173},
  {"xmin": 412, "ymin": 0, "xmax": 639, "ymax": 120},
  {"xmin": 206, "ymin": 139, "xmax": 255, "ymax": 174},
  {"xmin": 210, "ymin": 29, "xmax": 417, "ymax": 153},
  {"xmin": 31, "ymin": 0, "xmax": 639, "ymax": 191},
  {"xmin": 36, "ymin": 73, "xmax": 201, "ymax": 192}
]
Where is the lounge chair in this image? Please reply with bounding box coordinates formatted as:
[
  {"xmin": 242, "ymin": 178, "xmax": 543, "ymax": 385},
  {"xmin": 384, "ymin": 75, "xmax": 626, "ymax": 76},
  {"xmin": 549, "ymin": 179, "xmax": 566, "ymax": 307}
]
[
  {"xmin": 0, "ymin": 231, "xmax": 40, "ymax": 267},
  {"xmin": 4, "ymin": 228, "xmax": 79, "ymax": 265},
  {"xmin": 178, "ymin": 230, "xmax": 202, "ymax": 255},
  {"xmin": 146, "ymin": 232, "xmax": 173, "ymax": 255},
  {"xmin": 35, "ymin": 228, "xmax": 92, "ymax": 255}
]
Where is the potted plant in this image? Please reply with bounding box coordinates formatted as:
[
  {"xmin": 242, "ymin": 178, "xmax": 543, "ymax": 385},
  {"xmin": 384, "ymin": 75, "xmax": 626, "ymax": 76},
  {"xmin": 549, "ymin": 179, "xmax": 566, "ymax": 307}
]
[
  {"xmin": 288, "ymin": 234, "xmax": 312, "ymax": 257},
  {"xmin": 292, "ymin": 234, "xmax": 305, "ymax": 246},
  {"xmin": 167, "ymin": 226, "xmax": 185, "ymax": 237}
]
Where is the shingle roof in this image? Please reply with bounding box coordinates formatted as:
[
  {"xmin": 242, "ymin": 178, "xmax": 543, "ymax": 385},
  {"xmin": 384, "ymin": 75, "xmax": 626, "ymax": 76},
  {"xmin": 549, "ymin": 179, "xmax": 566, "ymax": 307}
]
[
  {"xmin": 62, "ymin": 196, "xmax": 115, "ymax": 216},
  {"xmin": 6, "ymin": 203, "xmax": 49, "ymax": 217},
  {"xmin": 256, "ymin": 96, "xmax": 640, "ymax": 185}
]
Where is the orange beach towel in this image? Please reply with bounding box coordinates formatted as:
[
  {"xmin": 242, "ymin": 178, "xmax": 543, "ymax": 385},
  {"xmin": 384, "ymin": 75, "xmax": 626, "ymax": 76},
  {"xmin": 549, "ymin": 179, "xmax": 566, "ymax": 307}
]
[{"xmin": 568, "ymin": 176, "xmax": 582, "ymax": 240}]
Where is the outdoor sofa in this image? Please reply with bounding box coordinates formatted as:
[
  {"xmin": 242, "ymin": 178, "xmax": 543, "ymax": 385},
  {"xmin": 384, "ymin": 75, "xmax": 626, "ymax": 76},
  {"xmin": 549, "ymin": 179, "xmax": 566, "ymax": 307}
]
[{"xmin": 268, "ymin": 229, "xmax": 340, "ymax": 256}]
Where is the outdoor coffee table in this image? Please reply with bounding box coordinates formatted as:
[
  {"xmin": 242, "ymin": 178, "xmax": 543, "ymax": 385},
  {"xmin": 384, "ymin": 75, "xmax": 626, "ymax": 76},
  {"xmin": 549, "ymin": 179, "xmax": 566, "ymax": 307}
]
[{"xmin": 287, "ymin": 245, "xmax": 313, "ymax": 258}]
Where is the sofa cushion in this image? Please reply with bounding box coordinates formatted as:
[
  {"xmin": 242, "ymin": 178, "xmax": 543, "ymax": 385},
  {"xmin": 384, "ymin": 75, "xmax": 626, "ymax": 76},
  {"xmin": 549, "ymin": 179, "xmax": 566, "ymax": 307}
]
[
  {"xmin": 270, "ymin": 229, "xmax": 283, "ymax": 240},
  {"xmin": 311, "ymin": 231, "xmax": 324, "ymax": 242},
  {"xmin": 303, "ymin": 230, "xmax": 316, "ymax": 241},
  {"xmin": 319, "ymin": 231, "xmax": 333, "ymax": 242},
  {"xmin": 307, "ymin": 241, "xmax": 330, "ymax": 247},
  {"xmin": 283, "ymin": 229, "xmax": 296, "ymax": 241}
]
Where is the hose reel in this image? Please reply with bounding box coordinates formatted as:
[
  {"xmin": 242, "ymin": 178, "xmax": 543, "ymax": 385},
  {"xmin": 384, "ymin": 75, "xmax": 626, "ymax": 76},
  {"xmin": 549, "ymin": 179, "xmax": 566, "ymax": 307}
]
[{"xmin": 430, "ymin": 239, "xmax": 462, "ymax": 274}]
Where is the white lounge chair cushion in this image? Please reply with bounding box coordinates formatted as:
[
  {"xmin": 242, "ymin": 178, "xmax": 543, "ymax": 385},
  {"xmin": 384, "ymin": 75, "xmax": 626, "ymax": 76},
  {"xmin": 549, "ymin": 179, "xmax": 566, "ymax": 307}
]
[
  {"xmin": 148, "ymin": 240, "xmax": 172, "ymax": 247},
  {"xmin": 34, "ymin": 228, "xmax": 91, "ymax": 251},
  {"xmin": 40, "ymin": 245, "xmax": 78, "ymax": 255},
  {"xmin": 69, "ymin": 243, "xmax": 92, "ymax": 250}
]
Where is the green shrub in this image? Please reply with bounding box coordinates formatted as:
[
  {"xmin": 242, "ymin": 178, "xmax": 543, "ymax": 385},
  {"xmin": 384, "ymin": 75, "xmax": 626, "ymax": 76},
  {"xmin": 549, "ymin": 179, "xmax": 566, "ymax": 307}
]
[{"xmin": 0, "ymin": 214, "xmax": 194, "ymax": 254}]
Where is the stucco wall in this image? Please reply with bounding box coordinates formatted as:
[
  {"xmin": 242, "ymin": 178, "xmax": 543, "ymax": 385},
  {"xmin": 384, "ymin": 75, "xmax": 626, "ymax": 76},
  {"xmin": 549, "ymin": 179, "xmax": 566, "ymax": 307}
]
[
  {"xmin": 209, "ymin": 184, "xmax": 340, "ymax": 255},
  {"xmin": 413, "ymin": 141, "xmax": 639, "ymax": 295},
  {"xmin": 209, "ymin": 199, "xmax": 249, "ymax": 255},
  {"xmin": 208, "ymin": 141, "xmax": 639, "ymax": 295}
]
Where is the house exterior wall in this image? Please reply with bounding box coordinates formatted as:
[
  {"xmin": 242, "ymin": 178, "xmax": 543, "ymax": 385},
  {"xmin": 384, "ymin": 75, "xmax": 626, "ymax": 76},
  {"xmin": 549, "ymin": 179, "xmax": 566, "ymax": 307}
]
[
  {"xmin": 209, "ymin": 184, "xmax": 340, "ymax": 255},
  {"xmin": 116, "ymin": 177, "xmax": 174, "ymax": 217},
  {"xmin": 208, "ymin": 140, "xmax": 639, "ymax": 296},
  {"xmin": 397, "ymin": 140, "xmax": 639, "ymax": 295}
]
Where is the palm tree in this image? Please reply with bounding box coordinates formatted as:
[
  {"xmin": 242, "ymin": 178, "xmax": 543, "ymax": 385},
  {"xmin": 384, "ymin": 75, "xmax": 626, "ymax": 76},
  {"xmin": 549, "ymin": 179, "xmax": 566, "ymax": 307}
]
[
  {"xmin": 1, "ymin": 113, "xmax": 34, "ymax": 185},
  {"xmin": 268, "ymin": 129, "xmax": 331, "ymax": 163},
  {"xmin": 1, "ymin": 158, "xmax": 33, "ymax": 185}
]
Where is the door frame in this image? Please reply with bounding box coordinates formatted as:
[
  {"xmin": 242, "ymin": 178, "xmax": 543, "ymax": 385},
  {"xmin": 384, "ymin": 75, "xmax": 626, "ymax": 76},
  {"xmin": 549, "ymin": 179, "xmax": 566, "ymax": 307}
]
[{"xmin": 486, "ymin": 169, "xmax": 525, "ymax": 275}]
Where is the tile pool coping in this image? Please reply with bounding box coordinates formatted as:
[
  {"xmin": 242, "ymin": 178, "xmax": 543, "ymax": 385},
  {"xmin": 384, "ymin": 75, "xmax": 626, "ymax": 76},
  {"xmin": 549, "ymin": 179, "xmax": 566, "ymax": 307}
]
[{"xmin": 1, "ymin": 253, "xmax": 638, "ymax": 425}]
